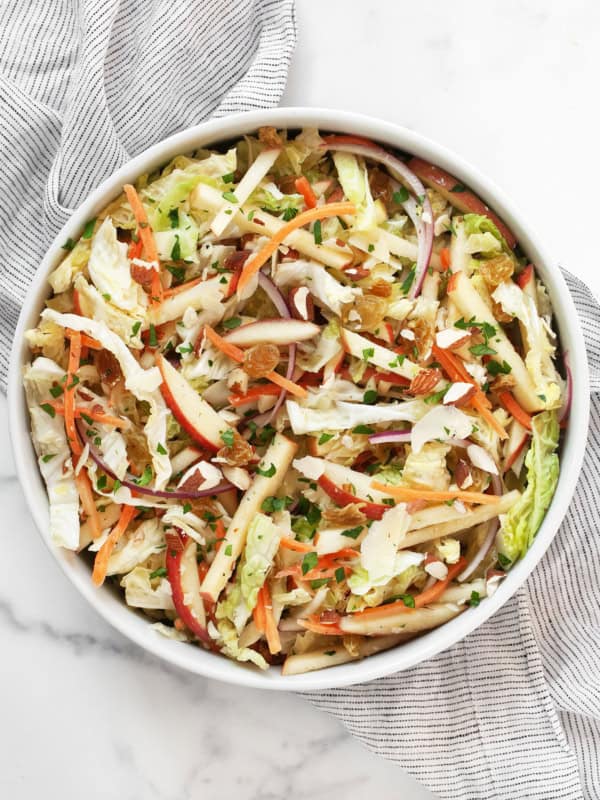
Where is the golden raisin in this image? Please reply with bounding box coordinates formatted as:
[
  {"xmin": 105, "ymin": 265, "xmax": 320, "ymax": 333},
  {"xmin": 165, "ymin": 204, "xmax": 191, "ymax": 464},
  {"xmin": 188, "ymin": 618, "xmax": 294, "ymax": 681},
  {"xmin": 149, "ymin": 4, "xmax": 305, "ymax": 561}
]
[
  {"xmin": 480, "ymin": 255, "xmax": 514, "ymax": 290},
  {"xmin": 217, "ymin": 434, "xmax": 254, "ymax": 467},
  {"xmin": 492, "ymin": 300, "xmax": 513, "ymax": 325},
  {"xmin": 366, "ymin": 280, "xmax": 393, "ymax": 298},
  {"xmin": 258, "ymin": 126, "xmax": 282, "ymax": 148},
  {"xmin": 243, "ymin": 343, "xmax": 280, "ymax": 378},
  {"xmin": 322, "ymin": 503, "xmax": 367, "ymax": 527},
  {"xmin": 343, "ymin": 294, "xmax": 387, "ymax": 332},
  {"xmin": 491, "ymin": 372, "xmax": 516, "ymax": 393},
  {"xmin": 408, "ymin": 318, "xmax": 435, "ymax": 360},
  {"xmin": 368, "ymin": 167, "xmax": 392, "ymax": 204}
]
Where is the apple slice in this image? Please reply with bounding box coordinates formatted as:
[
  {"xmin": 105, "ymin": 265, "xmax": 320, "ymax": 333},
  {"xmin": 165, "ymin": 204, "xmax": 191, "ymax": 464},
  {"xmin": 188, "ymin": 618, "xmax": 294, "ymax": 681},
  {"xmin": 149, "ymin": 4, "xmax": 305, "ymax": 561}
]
[
  {"xmin": 156, "ymin": 354, "xmax": 233, "ymax": 452},
  {"xmin": 166, "ymin": 532, "xmax": 210, "ymax": 643},
  {"xmin": 201, "ymin": 432, "xmax": 298, "ymax": 603},
  {"xmin": 407, "ymin": 157, "xmax": 517, "ymax": 249},
  {"xmin": 293, "ymin": 455, "xmax": 391, "ymax": 520},
  {"xmin": 503, "ymin": 419, "xmax": 529, "ymax": 474},
  {"xmin": 223, "ymin": 318, "xmax": 320, "ymax": 347},
  {"xmin": 151, "ymin": 274, "xmax": 231, "ymax": 327},
  {"xmin": 340, "ymin": 327, "xmax": 420, "ymax": 382}
]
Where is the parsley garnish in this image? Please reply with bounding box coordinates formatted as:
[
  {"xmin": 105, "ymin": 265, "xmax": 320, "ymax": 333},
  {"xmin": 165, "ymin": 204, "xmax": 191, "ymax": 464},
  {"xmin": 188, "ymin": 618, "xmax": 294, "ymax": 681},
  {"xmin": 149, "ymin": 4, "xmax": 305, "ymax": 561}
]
[
  {"xmin": 82, "ymin": 218, "xmax": 96, "ymax": 239},
  {"xmin": 313, "ymin": 220, "xmax": 322, "ymax": 245},
  {"xmin": 113, "ymin": 479, "xmax": 121, "ymax": 492},
  {"xmin": 222, "ymin": 317, "xmax": 242, "ymax": 329},
  {"xmin": 131, "ymin": 320, "xmax": 142, "ymax": 337},
  {"xmin": 136, "ymin": 465, "xmax": 153, "ymax": 487},
  {"xmin": 183, "ymin": 502, "xmax": 192, "ymax": 514},
  {"xmin": 96, "ymin": 475, "xmax": 107, "ymax": 491},
  {"xmin": 220, "ymin": 429, "xmax": 235, "ymax": 447},
  {"xmin": 149, "ymin": 567, "xmax": 168, "ymax": 579},
  {"xmin": 168, "ymin": 208, "xmax": 179, "ymax": 228},
  {"xmin": 40, "ymin": 403, "xmax": 55, "ymax": 418},
  {"xmin": 400, "ymin": 593, "xmax": 415, "ymax": 608},
  {"xmin": 341, "ymin": 525, "xmax": 364, "ymax": 540},
  {"xmin": 468, "ymin": 590, "xmax": 481, "ymax": 607},
  {"xmin": 257, "ymin": 463, "xmax": 276, "ymax": 478},
  {"xmin": 224, "ymin": 544, "xmax": 233, "ymax": 556},
  {"xmin": 469, "ymin": 343, "xmax": 497, "ymax": 357},
  {"xmin": 166, "ymin": 265, "xmax": 185, "ymax": 282},
  {"xmin": 363, "ymin": 389, "xmax": 378, "ymax": 405},
  {"xmin": 49, "ymin": 384, "xmax": 63, "ymax": 398},
  {"xmin": 62, "ymin": 238, "xmax": 75, "ymax": 251},
  {"xmin": 318, "ymin": 433, "xmax": 335, "ymax": 445},
  {"xmin": 310, "ymin": 578, "xmax": 329, "ymax": 589},
  {"xmin": 335, "ymin": 566, "xmax": 345, "ymax": 583},
  {"xmin": 392, "ymin": 187, "xmax": 409, "ymax": 204},
  {"xmin": 425, "ymin": 388, "xmax": 447, "ymax": 405},
  {"xmin": 156, "ymin": 442, "xmax": 167, "ymax": 455},
  {"xmin": 498, "ymin": 553, "xmax": 511, "ymax": 568},
  {"xmin": 401, "ymin": 264, "xmax": 416, "ymax": 294},
  {"xmin": 362, "ymin": 347, "xmax": 375, "ymax": 362},
  {"xmin": 261, "ymin": 495, "xmax": 292, "ymax": 513},
  {"xmin": 41, "ymin": 453, "xmax": 56, "ymax": 463},
  {"xmin": 222, "ymin": 191, "xmax": 238, "ymax": 203},
  {"xmin": 148, "ymin": 323, "xmax": 158, "ymax": 348},
  {"xmin": 170, "ymin": 234, "xmax": 181, "ymax": 261},
  {"xmin": 487, "ymin": 359, "xmax": 512, "ymax": 376},
  {"xmin": 282, "ymin": 207, "xmax": 298, "ymax": 222},
  {"xmin": 450, "ymin": 183, "xmax": 466, "ymax": 193},
  {"xmin": 301, "ymin": 552, "xmax": 318, "ymax": 575},
  {"xmin": 352, "ymin": 425, "xmax": 375, "ymax": 434},
  {"xmin": 222, "ymin": 172, "xmax": 235, "ymax": 184}
]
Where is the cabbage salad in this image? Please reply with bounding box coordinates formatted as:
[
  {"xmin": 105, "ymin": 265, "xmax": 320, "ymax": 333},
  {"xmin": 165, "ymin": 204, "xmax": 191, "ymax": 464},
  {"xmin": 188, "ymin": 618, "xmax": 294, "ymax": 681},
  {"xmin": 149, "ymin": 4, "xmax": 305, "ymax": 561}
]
[{"xmin": 24, "ymin": 127, "xmax": 567, "ymax": 674}]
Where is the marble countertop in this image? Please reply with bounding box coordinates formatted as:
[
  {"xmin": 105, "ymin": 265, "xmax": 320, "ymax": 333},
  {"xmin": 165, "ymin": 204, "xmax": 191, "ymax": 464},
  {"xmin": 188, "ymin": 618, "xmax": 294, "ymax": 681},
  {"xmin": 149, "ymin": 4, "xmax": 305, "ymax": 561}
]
[{"xmin": 2, "ymin": 1, "xmax": 599, "ymax": 797}]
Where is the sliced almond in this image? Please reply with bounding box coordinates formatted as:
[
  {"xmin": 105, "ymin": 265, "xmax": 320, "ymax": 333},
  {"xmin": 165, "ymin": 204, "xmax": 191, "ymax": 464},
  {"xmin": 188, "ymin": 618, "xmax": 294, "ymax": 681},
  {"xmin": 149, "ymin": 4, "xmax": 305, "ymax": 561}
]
[
  {"xmin": 467, "ymin": 443, "xmax": 499, "ymax": 475},
  {"xmin": 425, "ymin": 560, "xmax": 449, "ymax": 581},
  {"xmin": 435, "ymin": 328, "xmax": 470, "ymax": 350},
  {"xmin": 443, "ymin": 382, "xmax": 476, "ymax": 406},
  {"xmin": 289, "ymin": 286, "xmax": 314, "ymax": 321},
  {"xmin": 454, "ymin": 459, "xmax": 473, "ymax": 489}
]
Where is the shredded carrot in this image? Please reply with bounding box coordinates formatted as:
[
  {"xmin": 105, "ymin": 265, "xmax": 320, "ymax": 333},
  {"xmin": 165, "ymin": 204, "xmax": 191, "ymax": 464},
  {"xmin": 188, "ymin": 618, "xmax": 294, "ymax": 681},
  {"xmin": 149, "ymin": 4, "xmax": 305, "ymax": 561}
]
[
  {"xmin": 447, "ymin": 271, "xmax": 460, "ymax": 293},
  {"xmin": 214, "ymin": 518, "xmax": 226, "ymax": 554},
  {"xmin": 92, "ymin": 505, "xmax": 137, "ymax": 586},
  {"xmin": 75, "ymin": 469, "xmax": 102, "ymax": 540},
  {"xmin": 279, "ymin": 536, "xmax": 313, "ymax": 553},
  {"xmin": 49, "ymin": 402, "xmax": 130, "ymax": 429},
  {"xmin": 228, "ymin": 384, "xmax": 282, "ymax": 406},
  {"xmin": 64, "ymin": 331, "xmax": 82, "ymax": 456},
  {"xmin": 66, "ymin": 329, "xmax": 102, "ymax": 350},
  {"xmin": 203, "ymin": 325, "xmax": 307, "ymax": 399},
  {"xmin": 123, "ymin": 183, "xmax": 163, "ymax": 304},
  {"xmin": 276, "ymin": 548, "xmax": 359, "ymax": 581},
  {"xmin": 432, "ymin": 344, "xmax": 508, "ymax": 439},
  {"xmin": 371, "ymin": 482, "xmax": 500, "ymax": 506},
  {"xmin": 351, "ymin": 558, "xmax": 468, "ymax": 619},
  {"xmin": 237, "ymin": 201, "xmax": 356, "ymax": 294},
  {"xmin": 253, "ymin": 585, "xmax": 267, "ymax": 632},
  {"xmin": 128, "ymin": 236, "xmax": 143, "ymax": 260},
  {"xmin": 498, "ymin": 391, "xmax": 533, "ymax": 430},
  {"xmin": 299, "ymin": 614, "xmax": 343, "ymax": 636},
  {"xmin": 73, "ymin": 290, "xmax": 83, "ymax": 316},
  {"xmin": 295, "ymin": 176, "xmax": 317, "ymax": 209},
  {"xmin": 262, "ymin": 583, "xmax": 281, "ymax": 654},
  {"xmin": 162, "ymin": 276, "xmax": 204, "ymax": 298},
  {"xmin": 440, "ymin": 247, "xmax": 451, "ymax": 271}
]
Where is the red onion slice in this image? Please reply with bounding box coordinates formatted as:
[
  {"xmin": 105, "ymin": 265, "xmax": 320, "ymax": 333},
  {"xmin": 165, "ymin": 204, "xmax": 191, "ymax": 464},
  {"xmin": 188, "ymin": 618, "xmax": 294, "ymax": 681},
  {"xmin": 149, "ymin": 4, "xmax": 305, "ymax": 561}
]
[
  {"xmin": 257, "ymin": 271, "xmax": 296, "ymax": 424},
  {"xmin": 559, "ymin": 351, "xmax": 572, "ymax": 425},
  {"xmin": 76, "ymin": 420, "xmax": 234, "ymax": 499},
  {"xmin": 321, "ymin": 139, "xmax": 434, "ymax": 298},
  {"xmin": 368, "ymin": 430, "xmax": 411, "ymax": 445},
  {"xmin": 457, "ymin": 473, "xmax": 503, "ymax": 582}
]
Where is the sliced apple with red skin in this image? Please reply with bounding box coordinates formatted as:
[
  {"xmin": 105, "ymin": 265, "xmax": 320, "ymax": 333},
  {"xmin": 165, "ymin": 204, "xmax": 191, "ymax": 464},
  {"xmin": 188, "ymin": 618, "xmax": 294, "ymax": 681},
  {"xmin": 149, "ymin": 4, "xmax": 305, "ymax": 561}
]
[
  {"xmin": 407, "ymin": 157, "xmax": 517, "ymax": 249},
  {"xmin": 318, "ymin": 476, "xmax": 390, "ymax": 520},
  {"xmin": 166, "ymin": 532, "xmax": 210, "ymax": 643},
  {"xmin": 323, "ymin": 348, "xmax": 345, "ymax": 382},
  {"xmin": 223, "ymin": 318, "xmax": 320, "ymax": 347},
  {"xmin": 503, "ymin": 419, "xmax": 529, "ymax": 474},
  {"xmin": 156, "ymin": 353, "xmax": 233, "ymax": 452}
]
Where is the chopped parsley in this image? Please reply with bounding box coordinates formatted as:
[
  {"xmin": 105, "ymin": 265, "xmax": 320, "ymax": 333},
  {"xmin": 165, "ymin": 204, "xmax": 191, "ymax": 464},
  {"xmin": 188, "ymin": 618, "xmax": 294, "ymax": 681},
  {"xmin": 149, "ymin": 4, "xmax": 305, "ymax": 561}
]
[
  {"xmin": 136, "ymin": 465, "xmax": 153, "ymax": 487},
  {"xmin": 41, "ymin": 453, "xmax": 56, "ymax": 463},
  {"xmin": 341, "ymin": 525, "xmax": 364, "ymax": 540},
  {"xmin": 166, "ymin": 264, "xmax": 185, "ymax": 282},
  {"xmin": 363, "ymin": 389, "xmax": 378, "ymax": 405},
  {"xmin": 183, "ymin": 502, "xmax": 192, "ymax": 514},
  {"xmin": 222, "ymin": 316, "xmax": 242, "ymax": 329},
  {"xmin": 256, "ymin": 462, "xmax": 276, "ymax": 478},
  {"xmin": 261, "ymin": 495, "xmax": 291, "ymax": 513},
  {"xmin": 102, "ymin": 293, "xmax": 111, "ymax": 302},
  {"xmin": 221, "ymin": 172, "xmax": 235, "ymax": 184},
  {"xmin": 450, "ymin": 183, "xmax": 466, "ymax": 193},
  {"xmin": 222, "ymin": 190, "xmax": 238, "ymax": 203},
  {"xmin": 96, "ymin": 475, "xmax": 107, "ymax": 491},
  {"xmin": 40, "ymin": 403, "xmax": 55, "ymax": 418},
  {"xmin": 168, "ymin": 208, "xmax": 179, "ymax": 228},
  {"xmin": 392, "ymin": 187, "xmax": 409, "ymax": 204},
  {"xmin": 498, "ymin": 553, "xmax": 512, "ymax": 569},
  {"xmin": 362, "ymin": 347, "xmax": 375, "ymax": 362},
  {"xmin": 156, "ymin": 442, "xmax": 168, "ymax": 455},
  {"xmin": 62, "ymin": 238, "xmax": 75, "ymax": 251},
  {"xmin": 220, "ymin": 429, "xmax": 235, "ymax": 447},
  {"xmin": 282, "ymin": 207, "xmax": 298, "ymax": 222},
  {"xmin": 401, "ymin": 264, "xmax": 416, "ymax": 294},
  {"xmin": 487, "ymin": 359, "xmax": 512, "ymax": 376},
  {"xmin": 301, "ymin": 551, "xmax": 318, "ymax": 575},
  {"xmin": 424, "ymin": 387, "xmax": 448, "ymax": 405},
  {"xmin": 149, "ymin": 567, "xmax": 168, "ymax": 580},
  {"xmin": 310, "ymin": 578, "xmax": 329, "ymax": 589},
  {"xmin": 82, "ymin": 218, "xmax": 96, "ymax": 239},
  {"xmin": 113, "ymin": 479, "xmax": 122, "ymax": 492},
  {"xmin": 318, "ymin": 433, "xmax": 335, "ymax": 445},
  {"xmin": 148, "ymin": 323, "xmax": 158, "ymax": 348},
  {"xmin": 468, "ymin": 590, "xmax": 481, "ymax": 607},
  {"xmin": 335, "ymin": 566, "xmax": 346, "ymax": 583},
  {"xmin": 353, "ymin": 425, "xmax": 375, "ymax": 434},
  {"xmin": 224, "ymin": 544, "xmax": 233, "ymax": 557},
  {"xmin": 469, "ymin": 343, "xmax": 497, "ymax": 357},
  {"xmin": 131, "ymin": 320, "xmax": 142, "ymax": 337},
  {"xmin": 49, "ymin": 384, "xmax": 63, "ymax": 398},
  {"xmin": 400, "ymin": 593, "xmax": 415, "ymax": 608},
  {"xmin": 313, "ymin": 219, "xmax": 322, "ymax": 245},
  {"xmin": 170, "ymin": 234, "xmax": 181, "ymax": 261}
]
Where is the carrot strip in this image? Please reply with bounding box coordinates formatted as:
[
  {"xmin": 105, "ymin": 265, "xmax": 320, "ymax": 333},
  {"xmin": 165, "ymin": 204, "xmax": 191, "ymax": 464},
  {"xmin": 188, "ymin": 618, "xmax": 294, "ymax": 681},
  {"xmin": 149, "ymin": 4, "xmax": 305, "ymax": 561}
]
[
  {"xmin": 64, "ymin": 332, "xmax": 82, "ymax": 456},
  {"xmin": 433, "ymin": 344, "xmax": 508, "ymax": 439},
  {"xmin": 258, "ymin": 583, "xmax": 281, "ymax": 654},
  {"xmin": 351, "ymin": 558, "xmax": 468, "ymax": 619},
  {"xmin": 498, "ymin": 391, "xmax": 533, "ymax": 430},
  {"xmin": 162, "ymin": 276, "xmax": 204, "ymax": 298},
  {"xmin": 75, "ymin": 469, "xmax": 102, "ymax": 540},
  {"xmin": 49, "ymin": 403, "xmax": 130, "ymax": 429},
  {"xmin": 440, "ymin": 247, "xmax": 451, "ymax": 271},
  {"xmin": 229, "ymin": 384, "xmax": 282, "ymax": 406},
  {"xmin": 92, "ymin": 505, "xmax": 137, "ymax": 586},
  {"xmin": 253, "ymin": 586, "xmax": 267, "ymax": 633},
  {"xmin": 279, "ymin": 537, "xmax": 313, "ymax": 553},
  {"xmin": 237, "ymin": 201, "xmax": 356, "ymax": 293},
  {"xmin": 66, "ymin": 329, "xmax": 101, "ymax": 350},
  {"xmin": 123, "ymin": 183, "xmax": 163, "ymax": 304},
  {"xmin": 295, "ymin": 176, "xmax": 317, "ymax": 209},
  {"xmin": 371, "ymin": 482, "xmax": 500, "ymax": 505},
  {"xmin": 214, "ymin": 518, "xmax": 226, "ymax": 554},
  {"xmin": 204, "ymin": 325, "xmax": 307, "ymax": 399}
]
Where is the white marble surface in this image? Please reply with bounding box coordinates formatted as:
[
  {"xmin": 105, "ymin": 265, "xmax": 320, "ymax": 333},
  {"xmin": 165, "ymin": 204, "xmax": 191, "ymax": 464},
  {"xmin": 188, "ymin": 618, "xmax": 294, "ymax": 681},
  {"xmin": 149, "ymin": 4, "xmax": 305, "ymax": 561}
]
[{"xmin": 2, "ymin": 1, "xmax": 600, "ymax": 798}]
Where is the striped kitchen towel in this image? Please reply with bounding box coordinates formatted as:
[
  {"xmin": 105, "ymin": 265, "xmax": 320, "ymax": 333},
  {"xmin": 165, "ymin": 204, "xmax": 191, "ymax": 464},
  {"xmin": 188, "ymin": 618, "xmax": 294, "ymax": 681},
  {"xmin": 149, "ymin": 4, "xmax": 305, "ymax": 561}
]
[
  {"xmin": 307, "ymin": 270, "xmax": 600, "ymax": 800},
  {"xmin": 0, "ymin": 0, "xmax": 296, "ymax": 389}
]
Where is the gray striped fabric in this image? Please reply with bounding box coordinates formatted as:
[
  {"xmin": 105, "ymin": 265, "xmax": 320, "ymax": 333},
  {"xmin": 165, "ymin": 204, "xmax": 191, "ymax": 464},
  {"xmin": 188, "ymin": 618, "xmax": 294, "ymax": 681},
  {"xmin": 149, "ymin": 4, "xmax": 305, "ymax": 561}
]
[
  {"xmin": 0, "ymin": 0, "xmax": 296, "ymax": 389},
  {"xmin": 308, "ymin": 274, "xmax": 600, "ymax": 799},
  {"xmin": 2, "ymin": 5, "xmax": 599, "ymax": 798}
]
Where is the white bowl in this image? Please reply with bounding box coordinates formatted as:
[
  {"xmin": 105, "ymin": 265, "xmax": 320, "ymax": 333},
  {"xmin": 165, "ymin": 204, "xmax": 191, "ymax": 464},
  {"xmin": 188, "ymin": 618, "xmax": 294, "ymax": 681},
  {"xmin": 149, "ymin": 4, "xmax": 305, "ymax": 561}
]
[{"xmin": 8, "ymin": 108, "xmax": 589, "ymax": 690}]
